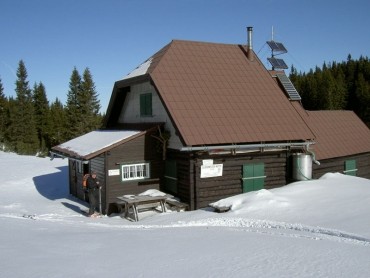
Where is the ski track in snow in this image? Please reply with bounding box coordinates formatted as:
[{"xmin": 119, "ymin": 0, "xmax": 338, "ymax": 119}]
[
  {"xmin": 3, "ymin": 212, "xmax": 368, "ymax": 247},
  {"xmin": 79, "ymin": 217, "xmax": 370, "ymax": 246}
]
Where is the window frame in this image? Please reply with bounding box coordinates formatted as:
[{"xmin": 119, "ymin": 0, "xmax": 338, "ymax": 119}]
[{"xmin": 121, "ymin": 162, "xmax": 150, "ymax": 181}]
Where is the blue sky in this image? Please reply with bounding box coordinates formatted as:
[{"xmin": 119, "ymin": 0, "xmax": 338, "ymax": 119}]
[{"xmin": 1, "ymin": 0, "xmax": 369, "ymax": 113}]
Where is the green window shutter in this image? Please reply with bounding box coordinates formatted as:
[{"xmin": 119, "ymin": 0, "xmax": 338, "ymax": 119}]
[
  {"xmin": 140, "ymin": 93, "xmax": 152, "ymax": 116},
  {"xmin": 140, "ymin": 94, "xmax": 145, "ymax": 116},
  {"xmin": 164, "ymin": 160, "xmax": 177, "ymax": 193},
  {"xmin": 242, "ymin": 164, "xmax": 254, "ymax": 193},
  {"xmin": 242, "ymin": 162, "xmax": 265, "ymax": 192},
  {"xmin": 344, "ymin": 160, "xmax": 357, "ymax": 176},
  {"xmin": 146, "ymin": 93, "xmax": 152, "ymax": 115},
  {"xmin": 253, "ymin": 163, "xmax": 265, "ymax": 190}
]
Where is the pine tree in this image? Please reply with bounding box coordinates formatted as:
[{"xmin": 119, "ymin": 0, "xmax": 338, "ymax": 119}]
[
  {"xmin": 4, "ymin": 97, "xmax": 17, "ymax": 151},
  {"xmin": 65, "ymin": 67, "xmax": 82, "ymax": 140},
  {"xmin": 13, "ymin": 60, "xmax": 39, "ymax": 155},
  {"xmin": 320, "ymin": 69, "xmax": 336, "ymax": 109},
  {"xmin": 65, "ymin": 67, "xmax": 102, "ymax": 140},
  {"xmin": 331, "ymin": 64, "xmax": 347, "ymax": 110},
  {"xmin": 79, "ymin": 67, "xmax": 102, "ymax": 133},
  {"xmin": 0, "ymin": 77, "xmax": 7, "ymax": 147},
  {"xmin": 355, "ymin": 73, "xmax": 370, "ymax": 126},
  {"xmin": 49, "ymin": 98, "xmax": 67, "ymax": 146},
  {"xmin": 33, "ymin": 82, "xmax": 50, "ymax": 155}
]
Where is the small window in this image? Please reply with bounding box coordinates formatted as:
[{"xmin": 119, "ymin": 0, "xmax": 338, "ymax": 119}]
[
  {"xmin": 121, "ymin": 163, "xmax": 150, "ymax": 181},
  {"xmin": 140, "ymin": 93, "xmax": 152, "ymax": 117},
  {"xmin": 344, "ymin": 160, "xmax": 357, "ymax": 176}
]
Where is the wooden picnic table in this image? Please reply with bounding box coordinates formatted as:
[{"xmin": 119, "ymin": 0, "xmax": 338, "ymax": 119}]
[{"xmin": 116, "ymin": 195, "xmax": 167, "ymax": 222}]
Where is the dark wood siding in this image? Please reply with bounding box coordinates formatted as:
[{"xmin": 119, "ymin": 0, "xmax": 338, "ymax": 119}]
[
  {"xmin": 167, "ymin": 150, "xmax": 288, "ymax": 210},
  {"xmin": 166, "ymin": 150, "xmax": 370, "ymax": 211},
  {"xmin": 313, "ymin": 152, "xmax": 370, "ymax": 179},
  {"xmin": 105, "ymin": 133, "xmax": 163, "ymax": 214},
  {"xmin": 165, "ymin": 150, "xmax": 194, "ymax": 209},
  {"xmin": 193, "ymin": 152, "xmax": 288, "ymax": 209},
  {"xmin": 68, "ymin": 160, "xmax": 77, "ymax": 196}
]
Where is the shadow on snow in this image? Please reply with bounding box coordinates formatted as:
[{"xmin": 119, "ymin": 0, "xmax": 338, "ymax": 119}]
[
  {"xmin": 33, "ymin": 166, "xmax": 89, "ymax": 215},
  {"xmin": 33, "ymin": 166, "xmax": 69, "ymax": 200}
]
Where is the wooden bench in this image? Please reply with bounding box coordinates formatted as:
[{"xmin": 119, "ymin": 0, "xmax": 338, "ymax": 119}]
[
  {"xmin": 165, "ymin": 199, "xmax": 189, "ymax": 212},
  {"xmin": 117, "ymin": 195, "xmax": 167, "ymax": 222}
]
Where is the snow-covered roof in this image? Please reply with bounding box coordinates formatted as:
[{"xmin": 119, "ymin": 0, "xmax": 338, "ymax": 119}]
[
  {"xmin": 122, "ymin": 58, "xmax": 152, "ymax": 80},
  {"xmin": 52, "ymin": 130, "xmax": 141, "ymax": 159}
]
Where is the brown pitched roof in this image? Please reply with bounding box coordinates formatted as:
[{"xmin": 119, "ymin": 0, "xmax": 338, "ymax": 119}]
[
  {"xmin": 145, "ymin": 40, "xmax": 314, "ymax": 146},
  {"xmin": 304, "ymin": 110, "xmax": 370, "ymax": 160}
]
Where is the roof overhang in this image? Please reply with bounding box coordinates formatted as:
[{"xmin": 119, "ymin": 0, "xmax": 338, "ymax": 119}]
[
  {"xmin": 51, "ymin": 129, "xmax": 146, "ymax": 161},
  {"xmin": 180, "ymin": 141, "xmax": 315, "ymax": 152}
]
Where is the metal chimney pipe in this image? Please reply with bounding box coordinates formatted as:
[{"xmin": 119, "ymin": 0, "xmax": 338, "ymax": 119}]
[{"xmin": 247, "ymin": 26, "xmax": 254, "ymax": 61}]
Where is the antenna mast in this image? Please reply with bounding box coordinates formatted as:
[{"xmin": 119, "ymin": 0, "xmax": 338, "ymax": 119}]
[
  {"xmin": 266, "ymin": 27, "xmax": 288, "ymax": 70},
  {"xmin": 272, "ymin": 25, "xmax": 274, "ymax": 41}
]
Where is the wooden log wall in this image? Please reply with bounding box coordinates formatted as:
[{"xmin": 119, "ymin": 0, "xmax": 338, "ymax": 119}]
[
  {"xmin": 193, "ymin": 152, "xmax": 289, "ymax": 209},
  {"xmin": 165, "ymin": 150, "xmax": 370, "ymax": 211},
  {"xmin": 313, "ymin": 152, "xmax": 370, "ymax": 179},
  {"xmin": 168, "ymin": 150, "xmax": 289, "ymax": 210}
]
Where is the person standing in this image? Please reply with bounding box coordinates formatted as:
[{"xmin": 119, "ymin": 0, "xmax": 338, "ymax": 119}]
[{"xmin": 86, "ymin": 171, "xmax": 101, "ymax": 216}]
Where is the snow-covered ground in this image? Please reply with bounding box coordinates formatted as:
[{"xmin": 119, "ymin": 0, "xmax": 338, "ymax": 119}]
[{"xmin": 1, "ymin": 151, "xmax": 370, "ymax": 278}]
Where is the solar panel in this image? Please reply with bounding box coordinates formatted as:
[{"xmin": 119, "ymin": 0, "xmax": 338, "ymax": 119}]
[
  {"xmin": 267, "ymin": 57, "xmax": 288, "ymax": 69},
  {"xmin": 267, "ymin": 41, "xmax": 287, "ymax": 53},
  {"xmin": 275, "ymin": 73, "xmax": 301, "ymax": 101}
]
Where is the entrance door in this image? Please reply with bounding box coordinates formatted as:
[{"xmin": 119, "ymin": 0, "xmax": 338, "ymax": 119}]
[
  {"xmin": 69, "ymin": 160, "xmax": 77, "ymax": 196},
  {"xmin": 242, "ymin": 162, "xmax": 265, "ymax": 192},
  {"xmin": 164, "ymin": 160, "xmax": 177, "ymax": 193}
]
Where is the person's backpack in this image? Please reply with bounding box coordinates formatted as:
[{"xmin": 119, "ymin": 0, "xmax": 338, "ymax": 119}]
[{"xmin": 82, "ymin": 174, "xmax": 90, "ymax": 191}]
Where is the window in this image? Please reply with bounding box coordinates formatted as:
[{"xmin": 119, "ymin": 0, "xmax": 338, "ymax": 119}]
[
  {"xmin": 344, "ymin": 160, "xmax": 357, "ymax": 176},
  {"xmin": 121, "ymin": 163, "xmax": 150, "ymax": 181},
  {"xmin": 140, "ymin": 93, "xmax": 152, "ymax": 116}
]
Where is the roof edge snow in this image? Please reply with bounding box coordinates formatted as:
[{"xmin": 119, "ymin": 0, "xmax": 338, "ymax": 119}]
[{"xmin": 122, "ymin": 58, "xmax": 153, "ymax": 80}]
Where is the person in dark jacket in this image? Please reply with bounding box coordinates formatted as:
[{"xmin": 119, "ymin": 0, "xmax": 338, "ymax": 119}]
[{"xmin": 86, "ymin": 171, "xmax": 101, "ymax": 216}]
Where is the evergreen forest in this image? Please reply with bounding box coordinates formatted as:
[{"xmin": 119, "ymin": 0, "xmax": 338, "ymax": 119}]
[
  {"xmin": 289, "ymin": 55, "xmax": 370, "ymax": 127},
  {"xmin": 0, "ymin": 60, "xmax": 104, "ymax": 156}
]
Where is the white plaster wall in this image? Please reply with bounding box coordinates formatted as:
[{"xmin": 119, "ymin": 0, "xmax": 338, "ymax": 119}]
[{"xmin": 118, "ymin": 82, "xmax": 183, "ymax": 149}]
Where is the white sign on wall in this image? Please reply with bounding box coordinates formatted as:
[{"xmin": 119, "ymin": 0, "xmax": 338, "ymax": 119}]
[
  {"xmin": 108, "ymin": 169, "xmax": 120, "ymax": 176},
  {"xmin": 200, "ymin": 159, "xmax": 223, "ymax": 178}
]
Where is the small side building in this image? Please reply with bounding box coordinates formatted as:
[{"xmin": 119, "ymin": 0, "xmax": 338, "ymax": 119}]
[{"xmin": 51, "ymin": 127, "xmax": 164, "ymax": 214}]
